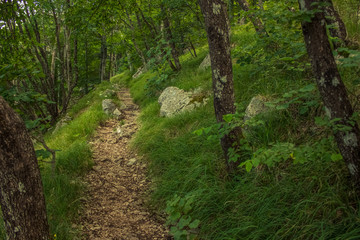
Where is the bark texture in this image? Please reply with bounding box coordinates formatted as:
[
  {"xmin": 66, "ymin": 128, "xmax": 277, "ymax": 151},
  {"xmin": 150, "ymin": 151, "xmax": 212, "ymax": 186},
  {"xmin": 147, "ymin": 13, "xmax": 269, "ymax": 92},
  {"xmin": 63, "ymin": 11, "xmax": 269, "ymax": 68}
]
[
  {"xmin": 323, "ymin": 0, "xmax": 348, "ymax": 48},
  {"xmin": 162, "ymin": 6, "xmax": 181, "ymax": 71},
  {"xmin": 0, "ymin": 96, "xmax": 50, "ymax": 240},
  {"xmin": 236, "ymin": 0, "xmax": 267, "ymax": 36},
  {"xmin": 299, "ymin": 0, "xmax": 360, "ymax": 189},
  {"xmin": 199, "ymin": 0, "xmax": 242, "ymax": 173}
]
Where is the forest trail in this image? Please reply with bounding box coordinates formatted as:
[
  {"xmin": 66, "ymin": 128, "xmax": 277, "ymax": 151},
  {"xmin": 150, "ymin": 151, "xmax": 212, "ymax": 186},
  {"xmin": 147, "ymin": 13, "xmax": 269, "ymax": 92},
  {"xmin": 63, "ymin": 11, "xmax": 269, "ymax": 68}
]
[{"xmin": 80, "ymin": 89, "xmax": 168, "ymax": 239}]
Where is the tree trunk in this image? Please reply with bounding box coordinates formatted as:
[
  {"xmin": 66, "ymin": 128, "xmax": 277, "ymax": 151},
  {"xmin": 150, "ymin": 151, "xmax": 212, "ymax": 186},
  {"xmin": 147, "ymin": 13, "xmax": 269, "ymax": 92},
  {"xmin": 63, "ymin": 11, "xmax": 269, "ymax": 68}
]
[
  {"xmin": 100, "ymin": 35, "xmax": 107, "ymax": 81},
  {"xmin": 323, "ymin": 0, "xmax": 348, "ymax": 49},
  {"xmin": 162, "ymin": 6, "xmax": 181, "ymax": 71},
  {"xmin": 299, "ymin": 0, "xmax": 360, "ymax": 189},
  {"xmin": 199, "ymin": 0, "xmax": 243, "ymax": 173},
  {"xmin": 0, "ymin": 96, "xmax": 50, "ymax": 240},
  {"xmin": 236, "ymin": 0, "xmax": 267, "ymax": 36},
  {"xmin": 126, "ymin": 50, "xmax": 134, "ymax": 72}
]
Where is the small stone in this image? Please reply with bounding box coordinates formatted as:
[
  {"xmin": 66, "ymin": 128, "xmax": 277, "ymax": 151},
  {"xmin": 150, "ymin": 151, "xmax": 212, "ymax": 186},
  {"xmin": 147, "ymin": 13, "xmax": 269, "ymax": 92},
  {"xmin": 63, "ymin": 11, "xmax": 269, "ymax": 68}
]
[
  {"xmin": 113, "ymin": 108, "xmax": 124, "ymax": 120},
  {"xmin": 127, "ymin": 158, "xmax": 137, "ymax": 166}
]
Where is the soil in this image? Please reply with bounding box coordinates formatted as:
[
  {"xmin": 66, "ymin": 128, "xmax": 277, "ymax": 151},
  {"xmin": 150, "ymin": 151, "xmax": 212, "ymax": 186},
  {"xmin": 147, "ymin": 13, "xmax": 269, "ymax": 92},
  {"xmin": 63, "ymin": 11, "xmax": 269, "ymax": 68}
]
[{"xmin": 81, "ymin": 89, "xmax": 168, "ymax": 239}]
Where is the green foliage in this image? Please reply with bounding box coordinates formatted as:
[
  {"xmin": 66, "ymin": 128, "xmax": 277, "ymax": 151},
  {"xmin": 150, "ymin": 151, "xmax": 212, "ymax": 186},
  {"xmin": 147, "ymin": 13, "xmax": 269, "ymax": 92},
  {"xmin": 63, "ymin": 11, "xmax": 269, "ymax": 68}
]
[
  {"xmin": 233, "ymin": 1, "xmax": 310, "ymax": 79},
  {"xmin": 112, "ymin": 8, "xmax": 360, "ymax": 237},
  {"xmin": 266, "ymin": 84, "xmax": 319, "ymax": 115},
  {"xmin": 166, "ymin": 194, "xmax": 201, "ymax": 240},
  {"xmin": 145, "ymin": 73, "xmax": 170, "ymax": 97}
]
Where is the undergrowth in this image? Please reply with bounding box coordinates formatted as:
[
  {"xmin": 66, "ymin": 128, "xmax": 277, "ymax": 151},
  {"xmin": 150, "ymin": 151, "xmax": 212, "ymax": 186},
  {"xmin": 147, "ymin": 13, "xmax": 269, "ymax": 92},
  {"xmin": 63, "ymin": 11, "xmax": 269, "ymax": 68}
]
[{"xmin": 111, "ymin": 22, "xmax": 360, "ymax": 239}]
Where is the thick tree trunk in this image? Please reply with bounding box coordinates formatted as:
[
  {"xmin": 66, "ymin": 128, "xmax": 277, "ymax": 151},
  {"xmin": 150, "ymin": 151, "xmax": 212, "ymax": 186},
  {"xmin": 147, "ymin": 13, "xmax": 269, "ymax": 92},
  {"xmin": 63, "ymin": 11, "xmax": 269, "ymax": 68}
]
[
  {"xmin": 0, "ymin": 96, "xmax": 50, "ymax": 240},
  {"xmin": 199, "ymin": 0, "xmax": 243, "ymax": 173},
  {"xmin": 299, "ymin": 0, "xmax": 360, "ymax": 189},
  {"xmin": 236, "ymin": 0, "xmax": 267, "ymax": 36}
]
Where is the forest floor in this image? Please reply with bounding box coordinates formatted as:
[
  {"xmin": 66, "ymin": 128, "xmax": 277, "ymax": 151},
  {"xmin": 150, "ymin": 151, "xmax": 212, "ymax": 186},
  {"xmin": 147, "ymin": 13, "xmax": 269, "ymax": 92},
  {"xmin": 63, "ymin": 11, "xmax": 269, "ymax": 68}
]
[{"xmin": 80, "ymin": 89, "xmax": 168, "ymax": 239}]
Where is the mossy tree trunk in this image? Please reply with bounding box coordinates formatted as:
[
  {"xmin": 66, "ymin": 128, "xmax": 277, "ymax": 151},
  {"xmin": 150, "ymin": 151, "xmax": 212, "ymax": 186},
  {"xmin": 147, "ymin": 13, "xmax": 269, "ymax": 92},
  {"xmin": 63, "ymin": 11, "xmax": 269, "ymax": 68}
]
[
  {"xmin": 299, "ymin": 0, "xmax": 360, "ymax": 189},
  {"xmin": 199, "ymin": 0, "xmax": 243, "ymax": 173},
  {"xmin": 0, "ymin": 96, "xmax": 50, "ymax": 240}
]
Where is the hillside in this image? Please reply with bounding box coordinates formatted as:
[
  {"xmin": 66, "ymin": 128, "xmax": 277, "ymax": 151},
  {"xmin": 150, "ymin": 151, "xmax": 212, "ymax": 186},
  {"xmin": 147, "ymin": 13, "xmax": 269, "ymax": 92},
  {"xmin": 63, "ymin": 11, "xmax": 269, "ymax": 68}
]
[{"xmin": 1, "ymin": 0, "xmax": 360, "ymax": 239}]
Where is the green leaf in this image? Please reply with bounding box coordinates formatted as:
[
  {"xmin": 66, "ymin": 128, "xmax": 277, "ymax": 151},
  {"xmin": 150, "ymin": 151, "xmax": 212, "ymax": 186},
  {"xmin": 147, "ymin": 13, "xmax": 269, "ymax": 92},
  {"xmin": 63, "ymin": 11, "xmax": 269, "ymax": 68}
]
[
  {"xmin": 331, "ymin": 153, "xmax": 343, "ymax": 162},
  {"xmin": 245, "ymin": 161, "xmax": 253, "ymax": 172},
  {"xmin": 178, "ymin": 216, "xmax": 191, "ymax": 229},
  {"xmin": 223, "ymin": 114, "xmax": 234, "ymax": 123},
  {"xmin": 193, "ymin": 129, "xmax": 203, "ymax": 136},
  {"xmin": 299, "ymin": 84, "xmax": 315, "ymax": 92},
  {"xmin": 35, "ymin": 149, "xmax": 51, "ymax": 159},
  {"xmin": 169, "ymin": 212, "xmax": 181, "ymax": 222},
  {"xmin": 189, "ymin": 219, "xmax": 200, "ymax": 229},
  {"xmin": 276, "ymin": 103, "xmax": 289, "ymax": 110}
]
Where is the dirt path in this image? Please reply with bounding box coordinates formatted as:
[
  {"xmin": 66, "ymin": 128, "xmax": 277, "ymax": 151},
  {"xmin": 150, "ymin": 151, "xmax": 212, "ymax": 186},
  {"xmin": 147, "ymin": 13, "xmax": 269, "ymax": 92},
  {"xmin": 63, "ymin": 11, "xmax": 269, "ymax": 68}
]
[{"xmin": 81, "ymin": 89, "xmax": 168, "ymax": 239}]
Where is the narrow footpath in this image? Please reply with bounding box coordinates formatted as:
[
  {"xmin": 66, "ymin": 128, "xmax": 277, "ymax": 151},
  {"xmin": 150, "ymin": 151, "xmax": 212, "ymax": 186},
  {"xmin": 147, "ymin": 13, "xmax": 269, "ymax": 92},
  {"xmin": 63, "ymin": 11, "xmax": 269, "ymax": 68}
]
[{"xmin": 81, "ymin": 89, "xmax": 168, "ymax": 239}]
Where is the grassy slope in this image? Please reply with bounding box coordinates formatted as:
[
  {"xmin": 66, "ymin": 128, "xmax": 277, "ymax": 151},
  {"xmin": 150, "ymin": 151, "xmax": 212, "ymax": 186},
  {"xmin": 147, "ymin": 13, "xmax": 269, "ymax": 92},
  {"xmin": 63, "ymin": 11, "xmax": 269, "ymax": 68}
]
[{"xmin": 112, "ymin": 24, "xmax": 360, "ymax": 239}]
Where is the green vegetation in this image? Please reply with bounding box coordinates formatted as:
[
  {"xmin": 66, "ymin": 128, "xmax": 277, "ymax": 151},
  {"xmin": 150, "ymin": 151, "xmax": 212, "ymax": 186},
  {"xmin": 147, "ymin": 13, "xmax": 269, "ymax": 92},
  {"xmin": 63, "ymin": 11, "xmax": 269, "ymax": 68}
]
[
  {"xmin": 111, "ymin": 21, "xmax": 360, "ymax": 239},
  {"xmin": 1, "ymin": 0, "xmax": 360, "ymax": 239}
]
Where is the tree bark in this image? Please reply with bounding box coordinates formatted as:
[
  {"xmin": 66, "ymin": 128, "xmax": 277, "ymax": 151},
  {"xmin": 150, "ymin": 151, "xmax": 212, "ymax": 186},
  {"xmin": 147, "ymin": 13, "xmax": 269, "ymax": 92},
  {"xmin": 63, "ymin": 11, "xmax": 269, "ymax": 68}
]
[
  {"xmin": 236, "ymin": 0, "xmax": 267, "ymax": 36},
  {"xmin": 100, "ymin": 35, "xmax": 107, "ymax": 81},
  {"xmin": 299, "ymin": 0, "xmax": 360, "ymax": 189},
  {"xmin": 199, "ymin": 0, "xmax": 243, "ymax": 173},
  {"xmin": 162, "ymin": 6, "xmax": 181, "ymax": 71},
  {"xmin": 0, "ymin": 96, "xmax": 50, "ymax": 240},
  {"xmin": 323, "ymin": 0, "xmax": 348, "ymax": 49}
]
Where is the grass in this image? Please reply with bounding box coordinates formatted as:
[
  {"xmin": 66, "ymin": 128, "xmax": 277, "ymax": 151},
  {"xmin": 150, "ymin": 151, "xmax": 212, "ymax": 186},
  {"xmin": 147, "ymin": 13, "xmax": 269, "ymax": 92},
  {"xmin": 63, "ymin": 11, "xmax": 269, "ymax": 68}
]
[{"xmin": 111, "ymin": 22, "xmax": 360, "ymax": 239}]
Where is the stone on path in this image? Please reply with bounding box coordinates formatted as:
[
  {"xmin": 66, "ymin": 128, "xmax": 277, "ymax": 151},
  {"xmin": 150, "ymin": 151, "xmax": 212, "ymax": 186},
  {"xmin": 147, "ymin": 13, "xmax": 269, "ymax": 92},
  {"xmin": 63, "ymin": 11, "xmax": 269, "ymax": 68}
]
[{"xmin": 102, "ymin": 99, "xmax": 117, "ymax": 115}]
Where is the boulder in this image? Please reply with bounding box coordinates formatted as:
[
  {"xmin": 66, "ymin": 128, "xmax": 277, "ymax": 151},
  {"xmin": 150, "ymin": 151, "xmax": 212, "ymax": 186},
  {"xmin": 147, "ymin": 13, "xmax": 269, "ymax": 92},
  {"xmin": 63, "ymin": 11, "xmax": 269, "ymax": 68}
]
[
  {"xmin": 102, "ymin": 99, "xmax": 117, "ymax": 115},
  {"xmin": 244, "ymin": 95, "xmax": 269, "ymax": 122},
  {"xmin": 199, "ymin": 54, "xmax": 211, "ymax": 71},
  {"xmin": 158, "ymin": 86, "xmax": 209, "ymax": 117}
]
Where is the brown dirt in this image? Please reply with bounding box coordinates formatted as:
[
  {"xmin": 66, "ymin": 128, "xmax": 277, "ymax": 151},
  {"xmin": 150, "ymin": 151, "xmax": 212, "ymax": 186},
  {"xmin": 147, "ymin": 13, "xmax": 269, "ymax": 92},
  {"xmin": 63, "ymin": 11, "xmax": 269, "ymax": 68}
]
[{"xmin": 80, "ymin": 89, "xmax": 168, "ymax": 239}]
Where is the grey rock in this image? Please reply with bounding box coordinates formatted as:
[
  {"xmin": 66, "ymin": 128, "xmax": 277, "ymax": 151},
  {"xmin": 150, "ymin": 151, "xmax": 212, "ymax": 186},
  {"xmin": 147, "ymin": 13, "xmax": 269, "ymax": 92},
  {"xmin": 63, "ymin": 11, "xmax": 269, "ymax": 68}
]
[
  {"xmin": 158, "ymin": 86, "xmax": 210, "ymax": 117},
  {"xmin": 102, "ymin": 99, "xmax": 117, "ymax": 115},
  {"xmin": 199, "ymin": 54, "xmax": 211, "ymax": 70},
  {"xmin": 158, "ymin": 87, "xmax": 191, "ymax": 117},
  {"xmin": 244, "ymin": 95, "xmax": 269, "ymax": 122},
  {"xmin": 113, "ymin": 108, "xmax": 124, "ymax": 120}
]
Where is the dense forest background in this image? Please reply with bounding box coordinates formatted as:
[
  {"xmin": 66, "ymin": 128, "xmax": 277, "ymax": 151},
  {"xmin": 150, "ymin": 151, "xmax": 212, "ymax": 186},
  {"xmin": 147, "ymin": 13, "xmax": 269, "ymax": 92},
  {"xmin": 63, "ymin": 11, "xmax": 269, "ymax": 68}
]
[{"xmin": 1, "ymin": 0, "xmax": 360, "ymax": 239}]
